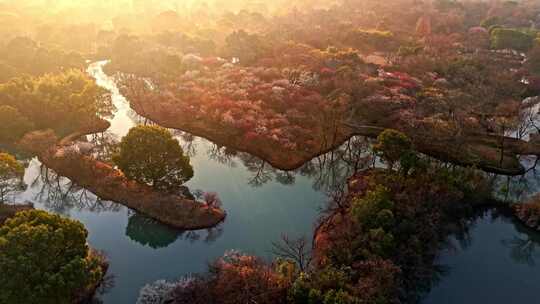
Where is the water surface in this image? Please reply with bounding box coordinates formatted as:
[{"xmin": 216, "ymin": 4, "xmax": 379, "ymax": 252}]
[{"xmin": 423, "ymin": 210, "xmax": 540, "ymax": 304}]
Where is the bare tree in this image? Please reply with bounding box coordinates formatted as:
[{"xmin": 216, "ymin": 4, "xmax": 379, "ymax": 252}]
[
  {"xmin": 271, "ymin": 234, "xmax": 312, "ymax": 272},
  {"xmin": 203, "ymin": 192, "xmax": 223, "ymax": 208}
]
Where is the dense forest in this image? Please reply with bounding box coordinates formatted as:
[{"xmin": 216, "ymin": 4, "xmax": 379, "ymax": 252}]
[{"xmin": 2, "ymin": 0, "xmax": 540, "ymax": 303}]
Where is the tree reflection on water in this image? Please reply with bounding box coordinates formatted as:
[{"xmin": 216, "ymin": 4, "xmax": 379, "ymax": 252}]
[
  {"xmin": 176, "ymin": 131, "xmax": 374, "ymax": 194},
  {"xmin": 28, "ymin": 162, "xmax": 225, "ymax": 248},
  {"xmin": 126, "ymin": 211, "xmax": 223, "ymax": 249},
  {"xmin": 30, "ymin": 164, "xmax": 121, "ymax": 214},
  {"xmin": 501, "ymin": 214, "xmax": 540, "ymax": 266}
]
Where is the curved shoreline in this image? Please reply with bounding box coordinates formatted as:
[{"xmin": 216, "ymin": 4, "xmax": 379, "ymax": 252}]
[
  {"xmin": 126, "ymin": 98, "xmax": 534, "ymax": 176},
  {"xmin": 128, "ymin": 96, "xmax": 356, "ymax": 171},
  {"xmin": 132, "ymin": 106, "xmax": 353, "ymax": 171},
  {"xmin": 39, "ymin": 147, "xmax": 226, "ymax": 230},
  {"xmin": 116, "ymin": 73, "xmax": 536, "ymax": 176},
  {"xmin": 346, "ymin": 124, "xmax": 537, "ymax": 176}
]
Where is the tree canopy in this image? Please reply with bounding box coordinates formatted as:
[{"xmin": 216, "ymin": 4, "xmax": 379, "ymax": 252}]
[
  {"xmin": 0, "ymin": 210, "xmax": 103, "ymax": 304},
  {"xmin": 0, "ymin": 105, "xmax": 34, "ymax": 142},
  {"xmin": 113, "ymin": 125, "xmax": 194, "ymax": 192},
  {"xmin": 0, "ymin": 37, "xmax": 85, "ymax": 80},
  {"xmin": 490, "ymin": 28, "xmax": 535, "ymax": 51},
  {"xmin": 0, "ymin": 69, "xmax": 112, "ymax": 138},
  {"xmin": 373, "ymin": 129, "xmax": 414, "ymax": 170}
]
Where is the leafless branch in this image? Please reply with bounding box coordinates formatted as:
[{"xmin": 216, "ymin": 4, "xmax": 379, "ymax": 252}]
[{"xmin": 271, "ymin": 234, "xmax": 312, "ymax": 272}]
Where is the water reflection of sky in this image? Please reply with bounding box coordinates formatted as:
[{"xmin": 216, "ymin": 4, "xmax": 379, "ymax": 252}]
[{"xmin": 423, "ymin": 210, "xmax": 540, "ymax": 304}]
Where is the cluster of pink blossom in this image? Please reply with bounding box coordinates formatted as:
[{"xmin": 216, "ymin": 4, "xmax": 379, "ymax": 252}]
[
  {"xmin": 132, "ymin": 63, "xmax": 356, "ymax": 151},
  {"xmin": 119, "ymin": 47, "xmax": 405, "ymax": 152}
]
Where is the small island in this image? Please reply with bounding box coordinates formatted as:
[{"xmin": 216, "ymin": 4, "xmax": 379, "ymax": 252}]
[{"xmin": 19, "ymin": 125, "xmax": 226, "ymax": 230}]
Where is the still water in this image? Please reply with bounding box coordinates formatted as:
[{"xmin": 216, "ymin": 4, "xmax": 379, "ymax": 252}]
[
  {"xmin": 10, "ymin": 61, "xmax": 540, "ymax": 303},
  {"xmin": 423, "ymin": 210, "xmax": 540, "ymax": 304}
]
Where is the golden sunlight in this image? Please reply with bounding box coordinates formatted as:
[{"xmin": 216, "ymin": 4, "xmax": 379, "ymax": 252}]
[{"xmin": 1, "ymin": 0, "xmax": 540, "ymax": 303}]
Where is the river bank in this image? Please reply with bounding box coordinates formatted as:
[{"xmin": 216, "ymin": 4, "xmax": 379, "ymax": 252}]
[{"xmin": 127, "ymin": 93, "xmax": 355, "ymax": 171}]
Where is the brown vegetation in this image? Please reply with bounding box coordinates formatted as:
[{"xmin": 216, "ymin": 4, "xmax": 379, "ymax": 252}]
[
  {"xmin": 129, "ymin": 98, "xmax": 354, "ymax": 170},
  {"xmin": 513, "ymin": 195, "xmax": 540, "ymax": 230},
  {"xmin": 0, "ymin": 203, "xmax": 33, "ymax": 225},
  {"xmin": 347, "ymin": 124, "xmax": 540, "ymax": 175}
]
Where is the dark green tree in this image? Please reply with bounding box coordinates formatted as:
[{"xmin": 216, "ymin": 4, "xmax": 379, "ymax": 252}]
[
  {"xmin": 491, "ymin": 28, "xmax": 535, "ymax": 51},
  {"xmin": 0, "ymin": 105, "xmax": 34, "ymax": 142},
  {"xmin": 0, "ymin": 70, "xmax": 112, "ymax": 137},
  {"xmin": 113, "ymin": 125, "xmax": 194, "ymax": 192},
  {"xmin": 373, "ymin": 129, "xmax": 414, "ymax": 171},
  {"xmin": 223, "ymin": 30, "xmax": 269, "ymax": 65},
  {"xmin": 0, "ymin": 210, "xmax": 104, "ymax": 304}
]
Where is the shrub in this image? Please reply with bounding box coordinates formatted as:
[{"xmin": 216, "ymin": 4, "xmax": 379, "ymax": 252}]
[
  {"xmin": 203, "ymin": 192, "xmax": 223, "ymax": 208},
  {"xmin": 373, "ymin": 129, "xmax": 414, "ymax": 170},
  {"xmin": 209, "ymin": 251, "xmax": 287, "ymax": 304},
  {"xmin": 167, "ymin": 251, "xmax": 287, "ymax": 304},
  {"xmin": 288, "ymin": 268, "xmax": 356, "ymax": 304},
  {"xmin": 18, "ymin": 129, "xmax": 59, "ymax": 155},
  {"xmin": 0, "ymin": 210, "xmax": 103, "ymax": 304},
  {"xmin": 351, "ymin": 185, "xmax": 394, "ymax": 229},
  {"xmin": 490, "ymin": 28, "xmax": 535, "ymax": 51},
  {"xmin": 350, "ymin": 186, "xmax": 396, "ymax": 258}
]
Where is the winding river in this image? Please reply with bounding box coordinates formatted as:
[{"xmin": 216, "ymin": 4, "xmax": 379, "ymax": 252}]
[
  {"xmin": 10, "ymin": 61, "xmax": 540, "ymax": 303},
  {"xmin": 13, "ymin": 62, "xmax": 330, "ymax": 303}
]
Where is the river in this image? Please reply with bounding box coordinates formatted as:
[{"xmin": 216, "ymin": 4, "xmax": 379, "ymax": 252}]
[{"xmin": 10, "ymin": 61, "xmax": 540, "ymax": 303}]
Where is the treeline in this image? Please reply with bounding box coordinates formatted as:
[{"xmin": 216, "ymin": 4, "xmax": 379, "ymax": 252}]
[
  {"xmin": 0, "ymin": 70, "xmax": 112, "ymax": 143},
  {"xmin": 0, "ymin": 37, "xmax": 85, "ymax": 83}
]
